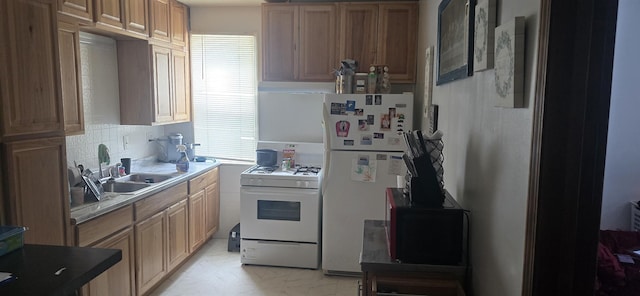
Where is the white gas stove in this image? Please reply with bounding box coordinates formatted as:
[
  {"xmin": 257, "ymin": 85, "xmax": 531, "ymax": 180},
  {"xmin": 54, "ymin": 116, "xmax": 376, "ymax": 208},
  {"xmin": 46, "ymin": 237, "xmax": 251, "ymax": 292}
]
[
  {"xmin": 240, "ymin": 141, "xmax": 323, "ymax": 269},
  {"xmin": 240, "ymin": 165, "xmax": 321, "ymax": 188}
]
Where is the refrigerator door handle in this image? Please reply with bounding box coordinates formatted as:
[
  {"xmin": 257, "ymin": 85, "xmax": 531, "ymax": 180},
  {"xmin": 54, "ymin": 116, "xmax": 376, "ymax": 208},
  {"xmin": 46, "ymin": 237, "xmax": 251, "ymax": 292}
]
[{"xmin": 321, "ymin": 105, "xmax": 331, "ymax": 196}]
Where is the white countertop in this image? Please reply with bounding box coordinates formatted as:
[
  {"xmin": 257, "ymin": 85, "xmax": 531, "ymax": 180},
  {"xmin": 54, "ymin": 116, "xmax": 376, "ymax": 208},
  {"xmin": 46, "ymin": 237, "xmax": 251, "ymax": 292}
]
[{"xmin": 71, "ymin": 160, "xmax": 221, "ymax": 225}]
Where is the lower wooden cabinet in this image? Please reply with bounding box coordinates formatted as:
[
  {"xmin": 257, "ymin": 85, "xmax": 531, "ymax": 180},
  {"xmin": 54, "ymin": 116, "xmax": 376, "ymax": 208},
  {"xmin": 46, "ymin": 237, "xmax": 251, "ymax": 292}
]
[
  {"xmin": 73, "ymin": 167, "xmax": 220, "ymax": 296},
  {"xmin": 204, "ymin": 181, "xmax": 220, "ymax": 239},
  {"xmin": 136, "ymin": 210, "xmax": 168, "ymax": 295},
  {"xmin": 168, "ymin": 199, "xmax": 189, "ymax": 271},
  {"xmin": 188, "ymin": 191, "xmax": 206, "ymax": 252},
  {"xmin": 77, "ymin": 205, "xmax": 135, "ymax": 296},
  {"xmin": 135, "ymin": 197, "xmax": 190, "ymax": 295},
  {"xmin": 86, "ymin": 227, "xmax": 136, "ymax": 296},
  {"xmin": 3, "ymin": 137, "xmax": 70, "ymax": 245}
]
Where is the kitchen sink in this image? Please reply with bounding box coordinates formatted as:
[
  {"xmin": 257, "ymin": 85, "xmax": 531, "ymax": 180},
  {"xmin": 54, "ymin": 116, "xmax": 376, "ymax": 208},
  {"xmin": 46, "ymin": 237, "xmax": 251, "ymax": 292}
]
[
  {"xmin": 118, "ymin": 173, "xmax": 176, "ymax": 183},
  {"xmin": 102, "ymin": 182, "xmax": 151, "ymax": 193}
]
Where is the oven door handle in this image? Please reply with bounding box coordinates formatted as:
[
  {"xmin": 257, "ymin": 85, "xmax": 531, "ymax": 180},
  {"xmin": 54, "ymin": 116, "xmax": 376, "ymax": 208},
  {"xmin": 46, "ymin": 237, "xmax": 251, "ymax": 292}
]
[{"xmin": 256, "ymin": 240, "xmax": 305, "ymax": 246}]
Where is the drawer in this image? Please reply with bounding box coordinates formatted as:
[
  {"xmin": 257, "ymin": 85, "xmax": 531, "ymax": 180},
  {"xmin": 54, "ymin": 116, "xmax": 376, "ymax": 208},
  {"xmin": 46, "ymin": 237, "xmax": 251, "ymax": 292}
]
[
  {"xmin": 77, "ymin": 205, "xmax": 134, "ymax": 247},
  {"xmin": 189, "ymin": 167, "xmax": 218, "ymax": 194},
  {"xmin": 135, "ymin": 182, "xmax": 188, "ymax": 221}
]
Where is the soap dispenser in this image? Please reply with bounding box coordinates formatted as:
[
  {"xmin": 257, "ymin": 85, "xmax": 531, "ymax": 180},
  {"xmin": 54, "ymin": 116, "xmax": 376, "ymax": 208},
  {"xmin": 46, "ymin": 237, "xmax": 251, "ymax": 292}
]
[{"xmin": 176, "ymin": 144, "xmax": 189, "ymax": 173}]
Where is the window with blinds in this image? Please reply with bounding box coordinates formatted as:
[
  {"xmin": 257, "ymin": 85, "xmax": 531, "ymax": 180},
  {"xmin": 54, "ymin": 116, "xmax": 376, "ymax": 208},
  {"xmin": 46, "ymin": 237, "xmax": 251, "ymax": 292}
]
[{"xmin": 191, "ymin": 34, "xmax": 257, "ymax": 161}]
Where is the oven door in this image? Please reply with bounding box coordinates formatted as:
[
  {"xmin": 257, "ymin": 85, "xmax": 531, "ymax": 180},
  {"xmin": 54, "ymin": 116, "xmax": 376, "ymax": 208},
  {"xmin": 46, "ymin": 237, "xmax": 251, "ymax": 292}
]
[{"xmin": 240, "ymin": 186, "xmax": 320, "ymax": 243}]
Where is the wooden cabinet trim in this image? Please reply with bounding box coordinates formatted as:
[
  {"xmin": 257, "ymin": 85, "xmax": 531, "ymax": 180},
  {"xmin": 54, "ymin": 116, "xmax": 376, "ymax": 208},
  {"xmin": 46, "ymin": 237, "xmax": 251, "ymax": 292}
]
[
  {"xmin": 77, "ymin": 205, "xmax": 133, "ymax": 247},
  {"xmin": 134, "ymin": 181, "xmax": 187, "ymax": 221}
]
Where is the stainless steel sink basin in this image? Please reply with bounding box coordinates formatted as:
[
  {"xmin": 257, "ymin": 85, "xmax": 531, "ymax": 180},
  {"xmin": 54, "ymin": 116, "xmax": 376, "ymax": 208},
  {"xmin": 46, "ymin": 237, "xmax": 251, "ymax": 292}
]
[
  {"xmin": 102, "ymin": 182, "xmax": 151, "ymax": 193},
  {"xmin": 118, "ymin": 173, "xmax": 176, "ymax": 183}
]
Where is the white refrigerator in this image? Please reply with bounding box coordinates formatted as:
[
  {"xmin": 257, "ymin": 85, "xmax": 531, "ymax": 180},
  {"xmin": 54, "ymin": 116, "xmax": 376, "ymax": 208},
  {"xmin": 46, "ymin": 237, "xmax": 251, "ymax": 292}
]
[{"xmin": 321, "ymin": 93, "xmax": 413, "ymax": 274}]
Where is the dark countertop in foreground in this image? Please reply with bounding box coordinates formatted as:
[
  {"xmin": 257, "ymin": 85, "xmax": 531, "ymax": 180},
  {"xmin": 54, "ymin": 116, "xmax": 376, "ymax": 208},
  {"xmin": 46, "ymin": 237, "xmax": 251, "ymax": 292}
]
[
  {"xmin": 70, "ymin": 160, "xmax": 221, "ymax": 224},
  {"xmin": 0, "ymin": 244, "xmax": 121, "ymax": 296}
]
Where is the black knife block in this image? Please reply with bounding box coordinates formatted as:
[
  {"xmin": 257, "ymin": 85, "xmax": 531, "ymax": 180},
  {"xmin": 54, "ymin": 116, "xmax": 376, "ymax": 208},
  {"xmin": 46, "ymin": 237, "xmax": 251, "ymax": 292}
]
[{"xmin": 405, "ymin": 155, "xmax": 444, "ymax": 207}]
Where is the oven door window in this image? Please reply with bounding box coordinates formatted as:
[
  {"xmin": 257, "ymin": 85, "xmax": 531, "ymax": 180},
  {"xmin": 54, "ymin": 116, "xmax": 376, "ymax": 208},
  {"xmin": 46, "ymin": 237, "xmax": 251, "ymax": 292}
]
[{"xmin": 257, "ymin": 200, "xmax": 301, "ymax": 221}]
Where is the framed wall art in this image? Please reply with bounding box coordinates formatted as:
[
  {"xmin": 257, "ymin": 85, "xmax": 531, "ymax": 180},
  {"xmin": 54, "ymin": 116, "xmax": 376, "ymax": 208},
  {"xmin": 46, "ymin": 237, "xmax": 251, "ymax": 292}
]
[
  {"xmin": 474, "ymin": 0, "xmax": 496, "ymax": 72},
  {"xmin": 436, "ymin": 0, "xmax": 476, "ymax": 85},
  {"xmin": 494, "ymin": 16, "xmax": 525, "ymax": 108}
]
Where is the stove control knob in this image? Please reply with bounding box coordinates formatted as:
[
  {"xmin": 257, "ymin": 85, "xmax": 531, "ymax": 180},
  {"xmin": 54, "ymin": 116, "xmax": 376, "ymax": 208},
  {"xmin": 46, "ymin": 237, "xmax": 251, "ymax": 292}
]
[{"xmin": 296, "ymin": 181, "xmax": 310, "ymax": 188}]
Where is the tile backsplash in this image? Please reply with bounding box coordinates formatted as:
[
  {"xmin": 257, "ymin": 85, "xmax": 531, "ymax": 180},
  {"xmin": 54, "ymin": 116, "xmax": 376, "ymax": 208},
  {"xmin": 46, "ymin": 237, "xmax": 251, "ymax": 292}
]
[{"xmin": 66, "ymin": 33, "xmax": 164, "ymax": 171}]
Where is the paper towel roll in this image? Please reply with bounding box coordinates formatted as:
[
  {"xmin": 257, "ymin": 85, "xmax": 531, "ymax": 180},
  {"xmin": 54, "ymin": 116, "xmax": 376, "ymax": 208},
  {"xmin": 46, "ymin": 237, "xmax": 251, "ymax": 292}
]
[
  {"xmin": 396, "ymin": 175, "xmax": 404, "ymax": 188},
  {"xmin": 68, "ymin": 167, "xmax": 82, "ymax": 187}
]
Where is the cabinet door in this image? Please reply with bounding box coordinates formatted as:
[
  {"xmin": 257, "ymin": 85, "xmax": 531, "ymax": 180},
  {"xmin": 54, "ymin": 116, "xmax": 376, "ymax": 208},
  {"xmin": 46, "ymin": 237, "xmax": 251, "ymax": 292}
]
[
  {"xmin": 339, "ymin": 3, "xmax": 378, "ymax": 72},
  {"xmin": 0, "ymin": 0, "xmax": 63, "ymax": 138},
  {"xmin": 298, "ymin": 4, "xmax": 337, "ymax": 81},
  {"xmin": 189, "ymin": 190, "xmax": 206, "ymax": 252},
  {"xmin": 3, "ymin": 137, "xmax": 70, "ymax": 245},
  {"xmin": 170, "ymin": 0, "xmax": 188, "ymax": 47},
  {"xmin": 172, "ymin": 49, "xmax": 190, "ymax": 122},
  {"xmin": 58, "ymin": 0, "xmax": 93, "ymax": 22},
  {"xmin": 204, "ymin": 182, "xmax": 220, "ymax": 239},
  {"xmin": 167, "ymin": 199, "xmax": 189, "ymax": 271},
  {"xmin": 135, "ymin": 211, "xmax": 167, "ymax": 295},
  {"xmin": 150, "ymin": 0, "xmax": 171, "ymax": 42},
  {"xmin": 262, "ymin": 4, "xmax": 298, "ymax": 81},
  {"xmin": 87, "ymin": 228, "xmax": 135, "ymax": 296},
  {"xmin": 125, "ymin": 0, "xmax": 149, "ymax": 36},
  {"xmin": 58, "ymin": 21, "xmax": 84, "ymax": 135},
  {"xmin": 95, "ymin": 0, "xmax": 124, "ymax": 29},
  {"xmin": 151, "ymin": 45, "xmax": 173, "ymax": 123},
  {"xmin": 377, "ymin": 3, "xmax": 418, "ymax": 83}
]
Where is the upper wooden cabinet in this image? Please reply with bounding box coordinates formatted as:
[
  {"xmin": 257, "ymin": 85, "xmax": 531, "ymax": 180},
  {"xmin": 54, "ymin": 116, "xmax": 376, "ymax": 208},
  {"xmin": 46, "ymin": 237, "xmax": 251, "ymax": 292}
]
[
  {"xmin": 95, "ymin": 0, "xmax": 124, "ymax": 29},
  {"xmin": 376, "ymin": 3, "xmax": 418, "ymax": 83},
  {"xmin": 170, "ymin": 0, "xmax": 188, "ymax": 47},
  {"xmin": 262, "ymin": 3, "xmax": 337, "ymax": 81},
  {"xmin": 125, "ymin": 0, "xmax": 149, "ymax": 36},
  {"xmin": 93, "ymin": 0, "xmax": 149, "ymax": 37},
  {"xmin": 150, "ymin": 0, "xmax": 171, "ymax": 42},
  {"xmin": 339, "ymin": 2, "xmax": 418, "ymax": 83},
  {"xmin": 339, "ymin": 4, "xmax": 378, "ymax": 73},
  {"xmin": 58, "ymin": 21, "xmax": 85, "ymax": 135},
  {"xmin": 117, "ymin": 41, "xmax": 191, "ymax": 125},
  {"xmin": 58, "ymin": 0, "xmax": 93, "ymax": 22},
  {"xmin": 0, "ymin": 0, "xmax": 64, "ymax": 139}
]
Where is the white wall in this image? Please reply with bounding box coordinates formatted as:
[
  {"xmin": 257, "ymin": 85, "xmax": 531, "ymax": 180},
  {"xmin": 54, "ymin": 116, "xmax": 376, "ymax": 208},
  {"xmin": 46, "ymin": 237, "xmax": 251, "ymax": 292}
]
[
  {"xmin": 416, "ymin": 1, "xmax": 539, "ymax": 295},
  {"xmin": 66, "ymin": 33, "xmax": 164, "ymax": 172},
  {"xmin": 600, "ymin": 0, "xmax": 640, "ymax": 230},
  {"xmin": 189, "ymin": 5, "xmax": 262, "ymax": 238}
]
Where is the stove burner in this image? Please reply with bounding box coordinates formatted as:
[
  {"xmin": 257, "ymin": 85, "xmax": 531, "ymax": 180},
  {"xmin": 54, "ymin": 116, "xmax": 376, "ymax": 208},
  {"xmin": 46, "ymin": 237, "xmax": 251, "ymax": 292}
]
[{"xmin": 250, "ymin": 166, "xmax": 277, "ymax": 174}]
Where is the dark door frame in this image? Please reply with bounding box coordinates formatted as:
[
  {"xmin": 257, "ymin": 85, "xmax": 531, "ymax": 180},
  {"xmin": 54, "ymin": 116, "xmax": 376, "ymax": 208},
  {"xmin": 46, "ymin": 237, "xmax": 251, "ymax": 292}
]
[{"xmin": 523, "ymin": 0, "xmax": 619, "ymax": 295}]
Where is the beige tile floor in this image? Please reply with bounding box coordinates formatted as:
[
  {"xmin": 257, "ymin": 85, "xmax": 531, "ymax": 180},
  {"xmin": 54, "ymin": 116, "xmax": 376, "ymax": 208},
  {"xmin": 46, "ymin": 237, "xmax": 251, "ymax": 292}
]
[{"xmin": 149, "ymin": 238, "xmax": 360, "ymax": 296}]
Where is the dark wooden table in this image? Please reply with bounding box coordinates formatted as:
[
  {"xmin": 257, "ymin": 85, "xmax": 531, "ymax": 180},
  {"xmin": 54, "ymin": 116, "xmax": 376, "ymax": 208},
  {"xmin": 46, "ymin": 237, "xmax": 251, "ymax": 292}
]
[
  {"xmin": 360, "ymin": 220, "xmax": 470, "ymax": 296},
  {"xmin": 0, "ymin": 244, "xmax": 121, "ymax": 296}
]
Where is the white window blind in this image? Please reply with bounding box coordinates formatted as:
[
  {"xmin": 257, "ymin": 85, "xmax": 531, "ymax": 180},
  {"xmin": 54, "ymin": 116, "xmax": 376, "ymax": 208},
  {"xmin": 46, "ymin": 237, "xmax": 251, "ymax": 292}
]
[{"xmin": 191, "ymin": 34, "xmax": 257, "ymax": 161}]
